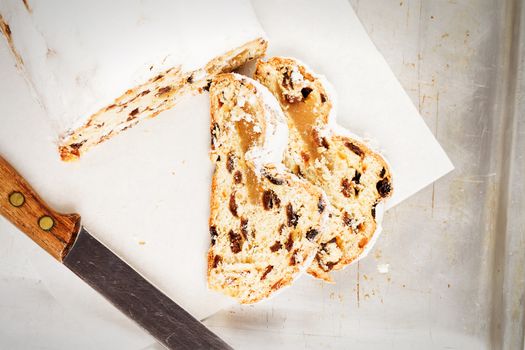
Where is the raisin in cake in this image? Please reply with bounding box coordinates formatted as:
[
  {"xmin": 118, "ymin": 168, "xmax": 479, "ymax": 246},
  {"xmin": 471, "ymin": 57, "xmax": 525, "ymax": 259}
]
[
  {"xmin": 254, "ymin": 57, "xmax": 393, "ymax": 281},
  {"xmin": 207, "ymin": 73, "xmax": 327, "ymax": 303},
  {"xmin": 0, "ymin": 0, "xmax": 267, "ymax": 161}
]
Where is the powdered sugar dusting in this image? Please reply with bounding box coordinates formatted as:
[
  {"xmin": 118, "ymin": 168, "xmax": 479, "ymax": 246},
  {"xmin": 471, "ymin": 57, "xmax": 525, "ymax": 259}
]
[
  {"xmin": 290, "ymin": 66, "xmax": 304, "ymax": 84},
  {"xmin": 231, "ymin": 73, "xmax": 288, "ymax": 174}
]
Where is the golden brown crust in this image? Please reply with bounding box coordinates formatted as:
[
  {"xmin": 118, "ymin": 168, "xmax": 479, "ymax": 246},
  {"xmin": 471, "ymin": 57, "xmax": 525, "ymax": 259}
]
[{"xmin": 306, "ymin": 266, "xmax": 334, "ymax": 282}]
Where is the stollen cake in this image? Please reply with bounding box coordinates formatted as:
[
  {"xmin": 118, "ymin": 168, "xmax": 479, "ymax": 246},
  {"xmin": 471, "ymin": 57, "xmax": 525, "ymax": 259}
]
[
  {"xmin": 254, "ymin": 57, "xmax": 393, "ymax": 281},
  {"xmin": 207, "ymin": 73, "xmax": 327, "ymax": 303},
  {"xmin": 0, "ymin": 0, "xmax": 267, "ymax": 161}
]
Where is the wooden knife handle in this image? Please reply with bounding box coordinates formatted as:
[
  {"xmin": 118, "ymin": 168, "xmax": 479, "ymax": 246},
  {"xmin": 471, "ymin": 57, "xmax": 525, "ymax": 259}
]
[{"xmin": 0, "ymin": 155, "xmax": 81, "ymax": 261}]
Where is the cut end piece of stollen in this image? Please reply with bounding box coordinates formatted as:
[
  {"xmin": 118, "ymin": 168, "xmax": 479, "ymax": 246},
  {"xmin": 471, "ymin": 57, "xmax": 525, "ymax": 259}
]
[
  {"xmin": 254, "ymin": 57, "xmax": 393, "ymax": 282},
  {"xmin": 59, "ymin": 38, "xmax": 268, "ymax": 161},
  {"xmin": 0, "ymin": 0, "xmax": 267, "ymax": 161},
  {"xmin": 207, "ymin": 73, "xmax": 327, "ymax": 303}
]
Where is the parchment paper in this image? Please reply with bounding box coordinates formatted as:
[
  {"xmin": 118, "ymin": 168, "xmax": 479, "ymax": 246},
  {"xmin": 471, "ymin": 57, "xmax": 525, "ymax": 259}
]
[{"xmin": 0, "ymin": 0, "xmax": 452, "ymax": 347}]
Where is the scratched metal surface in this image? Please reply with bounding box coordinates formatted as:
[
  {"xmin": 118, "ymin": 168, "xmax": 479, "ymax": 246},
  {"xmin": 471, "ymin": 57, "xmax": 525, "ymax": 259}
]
[{"xmin": 203, "ymin": 1, "xmax": 525, "ymax": 349}]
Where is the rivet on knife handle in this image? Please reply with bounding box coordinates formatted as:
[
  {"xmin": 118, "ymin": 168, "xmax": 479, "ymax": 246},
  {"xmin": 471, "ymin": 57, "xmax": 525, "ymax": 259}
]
[{"xmin": 0, "ymin": 155, "xmax": 81, "ymax": 261}]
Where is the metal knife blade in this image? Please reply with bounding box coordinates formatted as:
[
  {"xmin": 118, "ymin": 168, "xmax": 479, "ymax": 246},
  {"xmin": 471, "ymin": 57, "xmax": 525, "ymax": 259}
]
[{"xmin": 63, "ymin": 227, "xmax": 232, "ymax": 350}]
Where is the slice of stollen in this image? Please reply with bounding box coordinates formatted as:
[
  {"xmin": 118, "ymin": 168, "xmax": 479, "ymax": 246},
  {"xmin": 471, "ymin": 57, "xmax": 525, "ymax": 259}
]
[
  {"xmin": 254, "ymin": 57, "xmax": 393, "ymax": 282},
  {"xmin": 207, "ymin": 73, "xmax": 327, "ymax": 303}
]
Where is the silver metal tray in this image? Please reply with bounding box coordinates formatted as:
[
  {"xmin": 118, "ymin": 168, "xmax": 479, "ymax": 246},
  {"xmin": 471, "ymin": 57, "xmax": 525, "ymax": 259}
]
[{"xmin": 204, "ymin": 1, "xmax": 525, "ymax": 349}]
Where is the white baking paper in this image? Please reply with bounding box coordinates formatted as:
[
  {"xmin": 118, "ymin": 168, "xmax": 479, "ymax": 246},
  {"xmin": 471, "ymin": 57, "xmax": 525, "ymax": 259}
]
[{"xmin": 0, "ymin": 0, "xmax": 452, "ymax": 347}]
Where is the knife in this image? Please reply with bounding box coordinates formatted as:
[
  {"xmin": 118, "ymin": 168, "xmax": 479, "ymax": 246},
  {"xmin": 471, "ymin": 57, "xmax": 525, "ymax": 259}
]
[{"xmin": 0, "ymin": 155, "xmax": 232, "ymax": 350}]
